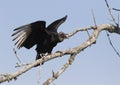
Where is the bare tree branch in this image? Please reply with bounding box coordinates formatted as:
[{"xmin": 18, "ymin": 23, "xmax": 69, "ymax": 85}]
[
  {"xmin": 43, "ymin": 54, "xmax": 76, "ymax": 85},
  {"xmin": 0, "ymin": 24, "xmax": 120, "ymax": 84}
]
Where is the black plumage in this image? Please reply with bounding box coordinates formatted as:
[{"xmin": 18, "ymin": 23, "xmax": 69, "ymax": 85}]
[{"xmin": 12, "ymin": 15, "xmax": 67, "ymax": 61}]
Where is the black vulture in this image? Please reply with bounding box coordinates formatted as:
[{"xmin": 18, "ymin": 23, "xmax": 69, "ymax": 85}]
[{"xmin": 12, "ymin": 15, "xmax": 67, "ymax": 63}]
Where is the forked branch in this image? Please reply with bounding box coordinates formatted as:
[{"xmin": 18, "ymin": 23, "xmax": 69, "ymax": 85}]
[{"xmin": 0, "ymin": 24, "xmax": 120, "ymax": 84}]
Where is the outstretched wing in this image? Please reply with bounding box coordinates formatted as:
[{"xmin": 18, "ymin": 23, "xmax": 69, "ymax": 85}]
[
  {"xmin": 47, "ymin": 15, "xmax": 67, "ymax": 32},
  {"xmin": 12, "ymin": 21, "xmax": 47, "ymax": 49}
]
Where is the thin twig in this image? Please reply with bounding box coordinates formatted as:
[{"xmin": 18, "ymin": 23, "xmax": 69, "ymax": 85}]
[
  {"xmin": 118, "ymin": 14, "xmax": 119, "ymax": 27},
  {"xmin": 13, "ymin": 48, "xmax": 22, "ymax": 64},
  {"xmin": 113, "ymin": 8, "xmax": 120, "ymax": 11},
  {"xmin": 91, "ymin": 9, "xmax": 97, "ymax": 27},
  {"xmin": 85, "ymin": 9, "xmax": 97, "ymax": 38},
  {"xmin": 104, "ymin": 0, "xmax": 118, "ymax": 26},
  {"xmin": 86, "ymin": 30, "xmax": 90, "ymax": 38},
  {"xmin": 106, "ymin": 31, "xmax": 120, "ymax": 57},
  {"xmin": 15, "ymin": 63, "xmax": 30, "ymax": 68},
  {"xmin": 13, "ymin": 48, "xmax": 31, "ymax": 68}
]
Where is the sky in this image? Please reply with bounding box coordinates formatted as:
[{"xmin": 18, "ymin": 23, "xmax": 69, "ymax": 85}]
[{"xmin": 0, "ymin": 0, "xmax": 120, "ymax": 85}]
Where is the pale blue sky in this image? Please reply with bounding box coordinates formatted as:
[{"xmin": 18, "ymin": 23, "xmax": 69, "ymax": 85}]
[{"xmin": 0, "ymin": 0, "xmax": 120, "ymax": 85}]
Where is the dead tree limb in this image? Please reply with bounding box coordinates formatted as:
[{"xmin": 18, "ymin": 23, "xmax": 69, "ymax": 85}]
[
  {"xmin": 43, "ymin": 54, "xmax": 76, "ymax": 85},
  {"xmin": 0, "ymin": 24, "xmax": 120, "ymax": 84}
]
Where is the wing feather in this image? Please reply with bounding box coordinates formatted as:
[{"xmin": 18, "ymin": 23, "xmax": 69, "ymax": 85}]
[
  {"xmin": 12, "ymin": 21, "xmax": 46, "ymax": 49},
  {"xmin": 47, "ymin": 15, "xmax": 67, "ymax": 32},
  {"xmin": 12, "ymin": 24, "xmax": 32, "ymax": 48}
]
